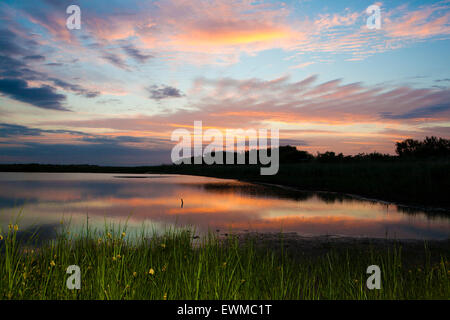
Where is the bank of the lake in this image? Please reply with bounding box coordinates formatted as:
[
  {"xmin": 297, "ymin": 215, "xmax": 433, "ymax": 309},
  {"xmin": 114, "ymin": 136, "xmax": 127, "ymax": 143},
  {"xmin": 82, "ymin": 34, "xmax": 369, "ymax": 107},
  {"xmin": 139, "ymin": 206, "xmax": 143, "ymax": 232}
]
[
  {"xmin": 0, "ymin": 226, "xmax": 448, "ymax": 300},
  {"xmin": 2, "ymin": 159, "xmax": 449, "ymax": 211},
  {"xmin": 145, "ymin": 160, "xmax": 450, "ymax": 211}
]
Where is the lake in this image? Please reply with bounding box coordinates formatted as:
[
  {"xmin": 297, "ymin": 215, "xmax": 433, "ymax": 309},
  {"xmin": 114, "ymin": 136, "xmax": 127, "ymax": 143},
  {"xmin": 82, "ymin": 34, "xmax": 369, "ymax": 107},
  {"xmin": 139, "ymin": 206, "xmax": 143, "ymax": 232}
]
[{"xmin": 0, "ymin": 172, "xmax": 448, "ymax": 240}]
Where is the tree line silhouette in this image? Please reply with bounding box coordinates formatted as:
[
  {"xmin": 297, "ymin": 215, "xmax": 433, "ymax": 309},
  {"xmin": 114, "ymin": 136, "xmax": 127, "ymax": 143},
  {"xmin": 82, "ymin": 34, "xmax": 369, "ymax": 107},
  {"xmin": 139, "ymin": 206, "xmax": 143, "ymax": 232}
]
[
  {"xmin": 0, "ymin": 136, "xmax": 448, "ymax": 173},
  {"xmin": 184, "ymin": 136, "xmax": 450, "ymax": 164},
  {"xmin": 395, "ymin": 136, "xmax": 450, "ymax": 158}
]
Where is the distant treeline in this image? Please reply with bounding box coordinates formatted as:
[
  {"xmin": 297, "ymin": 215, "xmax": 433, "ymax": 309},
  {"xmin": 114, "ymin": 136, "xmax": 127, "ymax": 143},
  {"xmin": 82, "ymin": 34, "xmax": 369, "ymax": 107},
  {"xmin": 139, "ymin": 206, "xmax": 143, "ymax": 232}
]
[
  {"xmin": 1, "ymin": 137, "xmax": 449, "ymax": 208},
  {"xmin": 0, "ymin": 137, "xmax": 449, "ymax": 173},
  {"xmin": 182, "ymin": 136, "xmax": 450, "ymax": 164},
  {"xmin": 395, "ymin": 136, "xmax": 450, "ymax": 158},
  {"xmin": 0, "ymin": 164, "xmax": 154, "ymax": 173}
]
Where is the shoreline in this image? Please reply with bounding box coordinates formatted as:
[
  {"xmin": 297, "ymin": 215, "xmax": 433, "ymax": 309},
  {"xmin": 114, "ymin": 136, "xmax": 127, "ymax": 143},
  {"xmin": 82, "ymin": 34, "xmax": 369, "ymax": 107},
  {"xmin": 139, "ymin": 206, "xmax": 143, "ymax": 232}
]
[
  {"xmin": 243, "ymin": 180, "xmax": 450, "ymax": 214},
  {"xmin": 2, "ymin": 228, "xmax": 448, "ymax": 299},
  {"xmin": 219, "ymin": 232, "xmax": 450, "ymax": 261},
  {"xmin": 2, "ymin": 168, "xmax": 450, "ymax": 213},
  {"xmin": 2, "ymin": 160, "xmax": 450, "ymax": 211}
]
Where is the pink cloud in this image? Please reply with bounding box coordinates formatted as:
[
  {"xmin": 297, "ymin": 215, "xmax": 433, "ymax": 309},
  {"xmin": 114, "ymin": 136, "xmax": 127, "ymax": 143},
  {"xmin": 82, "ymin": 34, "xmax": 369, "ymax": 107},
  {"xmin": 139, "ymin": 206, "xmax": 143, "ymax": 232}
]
[
  {"xmin": 384, "ymin": 5, "xmax": 450, "ymax": 39},
  {"xmin": 12, "ymin": 0, "xmax": 450, "ymax": 65},
  {"xmin": 34, "ymin": 74, "xmax": 450, "ymax": 154}
]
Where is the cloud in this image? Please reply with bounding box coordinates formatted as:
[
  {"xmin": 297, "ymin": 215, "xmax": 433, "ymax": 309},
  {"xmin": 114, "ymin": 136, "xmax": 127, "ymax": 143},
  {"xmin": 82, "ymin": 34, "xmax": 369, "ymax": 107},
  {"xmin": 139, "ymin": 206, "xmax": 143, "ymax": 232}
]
[
  {"xmin": 0, "ymin": 122, "xmax": 173, "ymax": 164},
  {"xmin": 96, "ymin": 98, "xmax": 122, "ymax": 105},
  {"xmin": 0, "ymin": 78, "xmax": 68, "ymax": 111},
  {"xmin": 34, "ymin": 73, "xmax": 449, "ymax": 157},
  {"xmin": 1, "ymin": 1, "xmax": 449, "ymax": 158},
  {"xmin": 48, "ymin": 75, "xmax": 450, "ymax": 131},
  {"xmin": 5, "ymin": 0, "xmax": 450, "ymax": 65},
  {"xmin": 314, "ymin": 12, "xmax": 361, "ymax": 29},
  {"xmin": 24, "ymin": 55, "xmax": 46, "ymax": 61},
  {"xmin": 0, "ymin": 123, "xmax": 44, "ymax": 137},
  {"xmin": 0, "ymin": 29, "xmax": 31, "ymax": 55},
  {"xmin": 0, "ymin": 55, "xmax": 99, "ymax": 99},
  {"xmin": 0, "ymin": 142, "xmax": 171, "ymax": 166},
  {"xmin": 122, "ymin": 44, "xmax": 153, "ymax": 63},
  {"xmin": 0, "ymin": 27, "xmax": 101, "ymax": 101},
  {"xmin": 88, "ymin": 1, "xmax": 450, "ymax": 63},
  {"xmin": 147, "ymin": 84, "xmax": 185, "ymax": 100},
  {"xmin": 80, "ymin": 136, "xmax": 145, "ymax": 144},
  {"xmin": 0, "ymin": 123, "xmax": 86, "ymax": 137},
  {"xmin": 45, "ymin": 62, "xmax": 64, "ymax": 67},
  {"xmin": 381, "ymin": 104, "xmax": 450, "ymax": 119},
  {"xmin": 384, "ymin": 4, "xmax": 450, "ymax": 39},
  {"xmin": 49, "ymin": 78, "xmax": 100, "ymax": 98},
  {"xmin": 291, "ymin": 61, "xmax": 315, "ymax": 69},
  {"xmin": 102, "ymin": 53, "xmax": 129, "ymax": 70},
  {"xmin": 19, "ymin": 1, "xmax": 75, "ymax": 42}
]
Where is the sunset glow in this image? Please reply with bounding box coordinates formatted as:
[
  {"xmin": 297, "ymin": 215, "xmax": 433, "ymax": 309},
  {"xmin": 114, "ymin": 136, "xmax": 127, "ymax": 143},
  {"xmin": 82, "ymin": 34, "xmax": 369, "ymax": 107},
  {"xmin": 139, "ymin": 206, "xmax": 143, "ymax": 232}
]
[{"xmin": 0, "ymin": 0, "xmax": 449, "ymax": 164}]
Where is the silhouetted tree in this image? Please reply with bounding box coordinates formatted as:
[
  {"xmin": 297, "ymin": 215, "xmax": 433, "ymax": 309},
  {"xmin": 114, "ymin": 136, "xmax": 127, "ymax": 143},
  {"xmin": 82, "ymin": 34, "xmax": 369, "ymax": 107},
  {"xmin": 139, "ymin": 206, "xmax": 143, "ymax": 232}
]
[
  {"xmin": 316, "ymin": 151, "xmax": 344, "ymax": 162},
  {"xmin": 396, "ymin": 136, "xmax": 450, "ymax": 158}
]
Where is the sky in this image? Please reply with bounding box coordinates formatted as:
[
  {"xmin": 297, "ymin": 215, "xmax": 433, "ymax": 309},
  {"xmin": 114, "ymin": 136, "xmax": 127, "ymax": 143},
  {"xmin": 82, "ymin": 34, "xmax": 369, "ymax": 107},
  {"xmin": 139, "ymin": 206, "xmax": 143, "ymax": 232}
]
[{"xmin": 0, "ymin": 0, "xmax": 449, "ymax": 165}]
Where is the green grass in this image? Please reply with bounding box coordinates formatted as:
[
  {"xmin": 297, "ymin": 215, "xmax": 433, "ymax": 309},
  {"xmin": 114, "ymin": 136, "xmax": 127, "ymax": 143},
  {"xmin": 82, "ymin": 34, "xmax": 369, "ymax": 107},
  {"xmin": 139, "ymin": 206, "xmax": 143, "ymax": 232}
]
[{"xmin": 0, "ymin": 223, "xmax": 449, "ymax": 300}]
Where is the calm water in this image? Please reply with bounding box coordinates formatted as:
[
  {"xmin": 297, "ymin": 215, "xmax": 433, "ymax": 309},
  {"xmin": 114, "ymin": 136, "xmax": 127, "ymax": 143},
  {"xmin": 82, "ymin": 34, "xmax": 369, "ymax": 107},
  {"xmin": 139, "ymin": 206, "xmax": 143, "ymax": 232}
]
[{"xmin": 0, "ymin": 172, "xmax": 449, "ymax": 240}]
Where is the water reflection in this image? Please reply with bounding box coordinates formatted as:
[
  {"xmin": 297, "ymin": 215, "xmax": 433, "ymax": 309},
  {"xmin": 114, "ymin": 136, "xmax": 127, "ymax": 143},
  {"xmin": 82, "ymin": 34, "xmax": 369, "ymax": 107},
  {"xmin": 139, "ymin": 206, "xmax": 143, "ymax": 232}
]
[{"xmin": 0, "ymin": 172, "xmax": 448, "ymax": 240}]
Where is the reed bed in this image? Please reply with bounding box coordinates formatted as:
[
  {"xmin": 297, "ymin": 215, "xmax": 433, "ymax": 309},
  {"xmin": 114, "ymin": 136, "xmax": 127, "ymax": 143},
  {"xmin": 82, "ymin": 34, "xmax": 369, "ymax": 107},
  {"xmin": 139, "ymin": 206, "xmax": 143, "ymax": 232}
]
[{"xmin": 0, "ymin": 222, "xmax": 448, "ymax": 300}]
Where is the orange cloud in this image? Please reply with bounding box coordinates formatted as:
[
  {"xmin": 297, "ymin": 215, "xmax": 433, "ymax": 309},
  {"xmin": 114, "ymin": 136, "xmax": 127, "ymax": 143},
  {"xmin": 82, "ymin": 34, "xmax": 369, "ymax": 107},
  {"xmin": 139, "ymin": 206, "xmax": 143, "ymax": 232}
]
[
  {"xmin": 33, "ymin": 72, "xmax": 450, "ymax": 155},
  {"xmin": 11, "ymin": 0, "xmax": 450, "ymax": 65}
]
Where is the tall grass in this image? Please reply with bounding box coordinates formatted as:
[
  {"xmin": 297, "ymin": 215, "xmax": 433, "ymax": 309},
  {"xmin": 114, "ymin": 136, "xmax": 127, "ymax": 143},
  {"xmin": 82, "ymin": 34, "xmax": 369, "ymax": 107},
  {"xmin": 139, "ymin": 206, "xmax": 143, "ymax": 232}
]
[{"xmin": 0, "ymin": 223, "xmax": 448, "ymax": 300}]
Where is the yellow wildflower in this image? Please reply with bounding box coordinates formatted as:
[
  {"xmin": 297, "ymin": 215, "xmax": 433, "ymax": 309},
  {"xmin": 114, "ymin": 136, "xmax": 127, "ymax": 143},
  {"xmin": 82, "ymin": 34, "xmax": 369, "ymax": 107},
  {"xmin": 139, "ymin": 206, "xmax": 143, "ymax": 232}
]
[
  {"xmin": 121, "ymin": 232, "xmax": 126, "ymax": 238},
  {"xmin": 161, "ymin": 243, "xmax": 166, "ymax": 249},
  {"xmin": 149, "ymin": 268, "xmax": 155, "ymax": 275},
  {"xmin": 112, "ymin": 257, "xmax": 116, "ymax": 261},
  {"xmin": 14, "ymin": 225, "xmax": 18, "ymax": 231},
  {"xmin": 50, "ymin": 260, "xmax": 56, "ymax": 267},
  {"xmin": 163, "ymin": 293, "xmax": 167, "ymax": 300},
  {"xmin": 133, "ymin": 272, "xmax": 137, "ymax": 277},
  {"xmin": 0, "ymin": 235, "xmax": 3, "ymax": 241}
]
